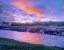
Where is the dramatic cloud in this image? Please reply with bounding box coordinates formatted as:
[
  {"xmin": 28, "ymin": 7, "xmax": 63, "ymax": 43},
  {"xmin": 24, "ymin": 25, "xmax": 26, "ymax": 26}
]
[{"xmin": 12, "ymin": 0, "xmax": 44, "ymax": 19}]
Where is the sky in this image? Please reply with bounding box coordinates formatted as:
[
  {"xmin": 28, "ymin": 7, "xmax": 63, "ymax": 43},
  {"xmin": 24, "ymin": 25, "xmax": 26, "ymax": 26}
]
[{"xmin": 0, "ymin": 0, "xmax": 64, "ymax": 22}]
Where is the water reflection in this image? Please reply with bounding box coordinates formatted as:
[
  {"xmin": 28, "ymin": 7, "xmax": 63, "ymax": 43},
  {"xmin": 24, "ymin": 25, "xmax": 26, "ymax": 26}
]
[
  {"xmin": 14, "ymin": 32, "xmax": 42, "ymax": 44},
  {"xmin": 0, "ymin": 30, "xmax": 64, "ymax": 48},
  {"xmin": 0, "ymin": 30, "xmax": 42, "ymax": 44}
]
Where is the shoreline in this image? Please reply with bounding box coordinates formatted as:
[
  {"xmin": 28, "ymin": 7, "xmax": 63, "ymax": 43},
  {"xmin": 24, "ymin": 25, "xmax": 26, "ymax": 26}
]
[
  {"xmin": 0, "ymin": 26, "xmax": 64, "ymax": 36},
  {"xmin": 0, "ymin": 37, "xmax": 63, "ymax": 50}
]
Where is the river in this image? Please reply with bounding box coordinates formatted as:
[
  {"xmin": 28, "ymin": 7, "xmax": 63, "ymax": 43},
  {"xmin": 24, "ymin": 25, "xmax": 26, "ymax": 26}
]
[{"xmin": 0, "ymin": 30, "xmax": 64, "ymax": 48}]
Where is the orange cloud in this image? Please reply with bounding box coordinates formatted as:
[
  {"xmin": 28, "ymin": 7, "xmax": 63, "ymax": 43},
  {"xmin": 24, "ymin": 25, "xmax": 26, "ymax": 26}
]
[{"xmin": 12, "ymin": 0, "xmax": 44, "ymax": 19}]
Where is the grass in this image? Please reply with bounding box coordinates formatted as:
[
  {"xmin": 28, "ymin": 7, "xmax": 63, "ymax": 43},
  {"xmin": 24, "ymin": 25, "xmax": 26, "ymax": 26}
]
[{"xmin": 0, "ymin": 37, "xmax": 63, "ymax": 50}]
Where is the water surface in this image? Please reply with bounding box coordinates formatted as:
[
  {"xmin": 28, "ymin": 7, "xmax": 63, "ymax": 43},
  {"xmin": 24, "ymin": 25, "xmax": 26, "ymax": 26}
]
[{"xmin": 0, "ymin": 30, "xmax": 64, "ymax": 48}]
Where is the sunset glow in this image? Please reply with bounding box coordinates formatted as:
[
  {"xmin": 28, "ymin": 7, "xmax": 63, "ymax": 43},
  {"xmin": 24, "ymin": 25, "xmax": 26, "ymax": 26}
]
[
  {"xmin": 14, "ymin": 32, "xmax": 42, "ymax": 44},
  {"xmin": 0, "ymin": 0, "xmax": 64, "ymax": 22},
  {"xmin": 12, "ymin": 0, "xmax": 44, "ymax": 19},
  {"xmin": 0, "ymin": 0, "xmax": 64, "ymax": 49}
]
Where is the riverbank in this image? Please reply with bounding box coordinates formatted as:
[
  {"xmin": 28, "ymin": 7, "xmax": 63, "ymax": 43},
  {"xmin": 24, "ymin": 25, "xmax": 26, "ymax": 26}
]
[
  {"xmin": 0, "ymin": 37, "xmax": 63, "ymax": 50},
  {"xmin": 0, "ymin": 30, "xmax": 64, "ymax": 48},
  {"xmin": 0, "ymin": 26, "xmax": 64, "ymax": 36}
]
